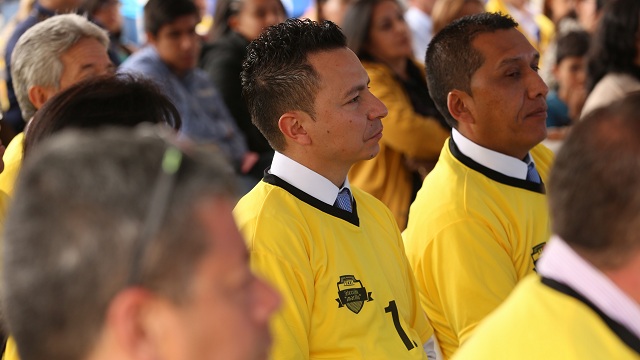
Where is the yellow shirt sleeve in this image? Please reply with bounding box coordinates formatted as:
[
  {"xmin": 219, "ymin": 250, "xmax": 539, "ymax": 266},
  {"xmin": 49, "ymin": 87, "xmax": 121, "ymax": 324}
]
[
  {"xmin": 0, "ymin": 138, "xmax": 24, "ymax": 360},
  {"xmin": 364, "ymin": 61, "xmax": 449, "ymax": 160},
  {"xmin": 432, "ymin": 219, "xmax": 517, "ymax": 343},
  {"xmin": 0, "ymin": 133, "xmax": 24, "ymax": 195},
  {"xmin": 3, "ymin": 337, "xmax": 19, "ymax": 360},
  {"xmin": 251, "ymin": 249, "xmax": 313, "ymax": 359}
]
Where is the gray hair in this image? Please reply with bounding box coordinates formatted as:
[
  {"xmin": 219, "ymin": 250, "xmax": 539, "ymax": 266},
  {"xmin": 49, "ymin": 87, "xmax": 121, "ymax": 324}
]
[
  {"xmin": 2, "ymin": 125, "xmax": 237, "ymax": 360},
  {"xmin": 10, "ymin": 13, "xmax": 109, "ymax": 120}
]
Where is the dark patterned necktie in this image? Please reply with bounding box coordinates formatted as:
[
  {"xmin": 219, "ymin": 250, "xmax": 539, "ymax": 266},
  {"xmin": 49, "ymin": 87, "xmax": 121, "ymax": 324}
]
[
  {"xmin": 526, "ymin": 161, "xmax": 541, "ymax": 184},
  {"xmin": 334, "ymin": 188, "xmax": 352, "ymax": 212}
]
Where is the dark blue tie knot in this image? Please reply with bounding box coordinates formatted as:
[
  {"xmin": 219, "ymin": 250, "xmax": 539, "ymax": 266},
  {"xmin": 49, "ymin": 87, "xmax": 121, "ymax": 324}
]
[
  {"xmin": 526, "ymin": 161, "xmax": 541, "ymax": 184},
  {"xmin": 335, "ymin": 188, "xmax": 352, "ymax": 212}
]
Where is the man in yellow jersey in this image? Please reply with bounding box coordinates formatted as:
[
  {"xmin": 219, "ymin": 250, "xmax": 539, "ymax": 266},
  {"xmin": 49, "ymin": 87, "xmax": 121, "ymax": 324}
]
[
  {"xmin": 235, "ymin": 18, "xmax": 437, "ymax": 359},
  {"xmin": 403, "ymin": 12, "xmax": 554, "ymax": 358},
  {"xmin": 455, "ymin": 92, "xmax": 640, "ymax": 359},
  {"xmin": 1, "ymin": 127, "xmax": 280, "ymax": 360}
]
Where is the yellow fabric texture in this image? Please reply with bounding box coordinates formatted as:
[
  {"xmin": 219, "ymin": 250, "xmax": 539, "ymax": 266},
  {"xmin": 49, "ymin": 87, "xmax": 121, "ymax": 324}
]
[
  {"xmin": 0, "ymin": 189, "xmax": 9, "ymax": 225},
  {"xmin": 0, "ymin": 134, "xmax": 24, "ymax": 360},
  {"xmin": 453, "ymin": 274, "xmax": 640, "ymax": 359},
  {"xmin": 234, "ymin": 181, "xmax": 432, "ymax": 359},
  {"xmin": 2, "ymin": 338, "xmax": 18, "ymax": 360},
  {"xmin": 485, "ymin": 0, "xmax": 555, "ymax": 58},
  {"xmin": 0, "ymin": 132, "xmax": 24, "ymax": 217},
  {"xmin": 403, "ymin": 139, "xmax": 554, "ymax": 359},
  {"xmin": 349, "ymin": 60, "xmax": 448, "ymax": 230},
  {"xmin": 0, "ymin": 132, "xmax": 23, "ymax": 280}
]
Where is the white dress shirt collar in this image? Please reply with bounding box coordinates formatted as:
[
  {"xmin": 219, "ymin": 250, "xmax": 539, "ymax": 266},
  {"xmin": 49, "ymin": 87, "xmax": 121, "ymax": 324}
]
[
  {"xmin": 269, "ymin": 151, "xmax": 351, "ymax": 206},
  {"xmin": 538, "ymin": 236, "xmax": 640, "ymax": 339},
  {"xmin": 452, "ymin": 128, "xmax": 532, "ymax": 180}
]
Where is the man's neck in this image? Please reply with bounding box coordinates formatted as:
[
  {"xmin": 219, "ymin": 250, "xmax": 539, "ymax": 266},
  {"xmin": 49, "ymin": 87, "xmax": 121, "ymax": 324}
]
[
  {"xmin": 168, "ymin": 64, "xmax": 189, "ymax": 78},
  {"xmin": 281, "ymin": 150, "xmax": 349, "ymax": 188},
  {"xmin": 451, "ymin": 128, "xmax": 535, "ymax": 180},
  {"xmin": 84, "ymin": 334, "xmax": 132, "ymax": 360},
  {"xmin": 458, "ymin": 127, "xmax": 530, "ymax": 160},
  {"xmin": 604, "ymin": 253, "xmax": 640, "ymax": 305}
]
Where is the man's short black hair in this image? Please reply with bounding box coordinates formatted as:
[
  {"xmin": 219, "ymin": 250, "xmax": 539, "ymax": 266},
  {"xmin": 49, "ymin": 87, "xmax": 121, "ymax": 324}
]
[
  {"xmin": 241, "ymin": 18, "xmax": 346, "ymax": 151},
  {"xmin": 425, "ymin": 12, "xmax": 518, "ymax": 128},
  {"xmin": 144, "ymin": 0, "xmax": 199, "ymax": 36}
]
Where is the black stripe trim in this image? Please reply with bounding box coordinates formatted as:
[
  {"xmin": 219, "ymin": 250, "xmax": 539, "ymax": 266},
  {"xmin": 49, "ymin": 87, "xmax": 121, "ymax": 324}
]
[
  {"xmin": 262, "ymin": 169, "xmax": 360, "ymax": 227},
  {"xmin": 541, "ymin": 276, "xmax": 640, "ymax": 354},
  {"xmin": 449, "ymin": 138, "xmax": 545, "ymax": 194}
]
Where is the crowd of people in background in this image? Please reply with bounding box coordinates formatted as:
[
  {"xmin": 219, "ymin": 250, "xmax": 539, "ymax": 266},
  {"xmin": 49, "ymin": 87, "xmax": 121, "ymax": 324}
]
[{"xmin": 0, "ymin": 0, "xmax": 639, "ymax": 359}]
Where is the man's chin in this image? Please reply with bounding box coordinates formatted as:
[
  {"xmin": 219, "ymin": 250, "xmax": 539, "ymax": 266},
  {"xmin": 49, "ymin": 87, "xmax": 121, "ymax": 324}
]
[
  {"xmin": 365, "ymin": 147, "xmax": 380, "ymax": 160},
  {"xmin": 183, "ymin": 59, "xmax": 197, "ymax": 70}
]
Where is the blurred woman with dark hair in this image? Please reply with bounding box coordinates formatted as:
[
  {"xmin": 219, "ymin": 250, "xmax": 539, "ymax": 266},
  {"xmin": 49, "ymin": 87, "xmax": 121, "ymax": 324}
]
[
  {"xmin": 23, "ymin": 73, "xmax": 181, "ymax": 158},
  {"xmin": 342, "ymin": 0, "xmax": 450, "ymax": 230},
  {"xmin": 581, "ymin": 0, "xmax": 640, "ymax": 116}
]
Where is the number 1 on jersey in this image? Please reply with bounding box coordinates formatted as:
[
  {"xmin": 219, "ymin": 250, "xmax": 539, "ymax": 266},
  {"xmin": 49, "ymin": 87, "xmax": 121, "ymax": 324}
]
[{"xmin": 385, "ymin": 300, "xmax": 418, "ymax": 350}]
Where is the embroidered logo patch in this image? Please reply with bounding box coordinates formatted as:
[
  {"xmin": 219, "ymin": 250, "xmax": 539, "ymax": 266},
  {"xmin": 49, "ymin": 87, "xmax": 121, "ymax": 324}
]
[
  {"xmin": 531, "ymin": 242, "xmax": 546, "ymax": 270},
  {"xmin": 335, "ymin": 275, "xmax": 373, "ymax": 314}
]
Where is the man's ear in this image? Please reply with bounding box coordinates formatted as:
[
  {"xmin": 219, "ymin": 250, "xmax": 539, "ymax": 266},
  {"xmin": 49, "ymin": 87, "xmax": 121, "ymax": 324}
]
[
  {"xmin": 552, "ymin": 63, "xmax": 560, "ymax": 82},
  {"xmin": 103, "ymin": 288, "xmax": 162, "ymax": 360},
  {"xmin": 278, "ymin": 111, "xmax": 312, "ymax": 146},
  {"xmin": 28, "ymin": 85, "xmax": 54, "ymax": 110},
  {"xmin": 228, "ymin": 14, "xmax": 239, "ymax": 31},
  {"xmin": 447, "ymin": 90, "xmax": 475, "ymax": 125},
  {"xmin": 146, "ymin": 32, "xmax": 157, "ymax": 46}
]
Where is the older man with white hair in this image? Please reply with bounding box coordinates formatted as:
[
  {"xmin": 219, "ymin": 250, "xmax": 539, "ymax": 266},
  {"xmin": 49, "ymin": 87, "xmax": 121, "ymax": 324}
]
[
  {"xmin": 0, "ymin": 14, "xmax": 113, "ymax": 208},
  {"xmin": 3, "ymin": 0, "xmax": 88, "ymax": 135}
]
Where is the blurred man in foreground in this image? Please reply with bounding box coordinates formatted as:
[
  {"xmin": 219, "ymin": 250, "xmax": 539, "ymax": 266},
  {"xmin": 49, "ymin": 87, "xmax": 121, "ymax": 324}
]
[{"xmin": 1, "ymin": 127, "xmax": 280, "ymax": 360}]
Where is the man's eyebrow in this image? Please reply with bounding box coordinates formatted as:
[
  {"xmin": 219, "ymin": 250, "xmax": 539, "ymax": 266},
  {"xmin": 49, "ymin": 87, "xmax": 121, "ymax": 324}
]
[
  {"xmin": 497, "ymin": 53, "xmax": 541, "ymax": 69},
  {"xmin": 496, "ymin": 57, "xmax": 522, "ymax": 69},
  {"xmin": 80, "ymin": 63, "xmax": 97, "ymax": 71},
  {"xmin": 532, "ymin": 53, "xmax": 541, "ymax": 64},
  {"xmin": 79, "ymin": 61, "xmax": 116, "ymax": 73},
  {"xmin": 341, "ymin": 78, "xmax": 371, "ymax": 99}
]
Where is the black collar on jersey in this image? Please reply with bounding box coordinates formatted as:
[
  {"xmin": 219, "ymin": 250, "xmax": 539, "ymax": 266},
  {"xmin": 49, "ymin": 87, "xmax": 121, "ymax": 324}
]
[
  {"xmin": 262, "ymin": 170, "xmax": 360, "ymax": 226},
  {"xmin": 449, "ymin": 138, "xmax": 546, "ymax": 194},
  {"xmin": 541, "ymin": 276, "xmax": 640, "ymax": 354}
]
